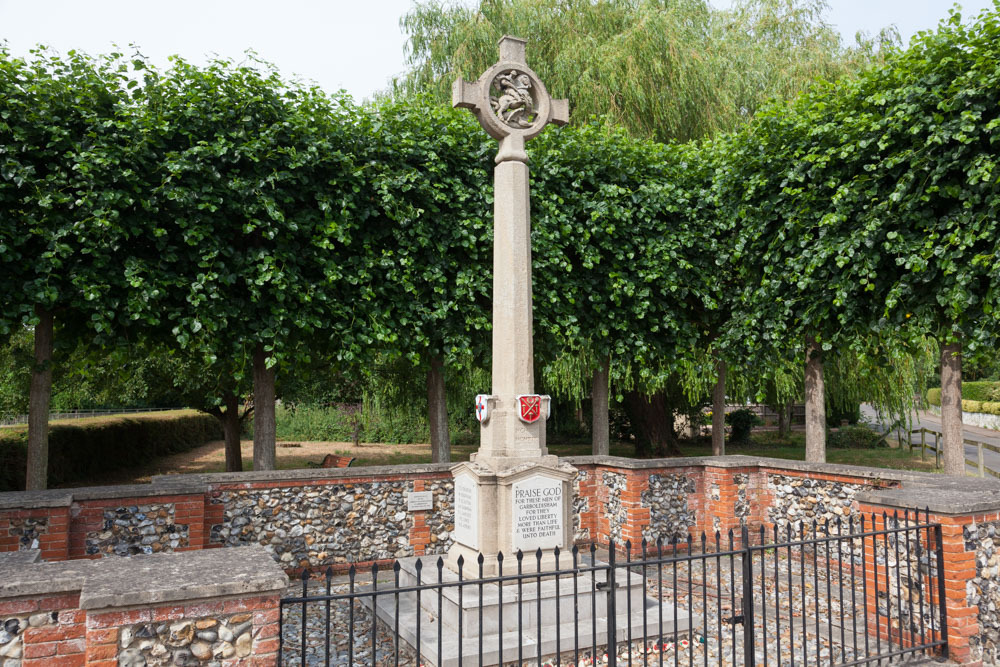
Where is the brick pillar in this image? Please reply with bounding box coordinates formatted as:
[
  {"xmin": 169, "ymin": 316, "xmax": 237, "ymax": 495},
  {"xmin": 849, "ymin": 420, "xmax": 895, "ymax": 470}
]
[
  {"xmin": 855, "ymin": 502, "xmax": 985, "ymax": 666},
  {"xmin": 408, "ymin": 479, "xmax": 431, "ymax": 555},
  {"xmin": 930, "ymin": 513, "xmax": 980, "ymax": 666},
  {"xmin": 701, "ymin": 466, "xmax": 744, "ymax": 544},
  {"xmin": 40, "ymin": 506, "xmax": 70, "ymax": 561},
  {"xmin": 619, "ymin": 470, "xmax": 651, "ymax": 554}
]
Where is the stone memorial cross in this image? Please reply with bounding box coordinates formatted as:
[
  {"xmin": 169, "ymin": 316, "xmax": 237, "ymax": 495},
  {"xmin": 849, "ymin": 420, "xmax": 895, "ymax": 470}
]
[
  {"xmin": 448, "ymin": 36, "xmax": 575, "ymax": 574},
  {"xmin": 453, "ymin": 36, "xmax": 568, "ymax": 471}
]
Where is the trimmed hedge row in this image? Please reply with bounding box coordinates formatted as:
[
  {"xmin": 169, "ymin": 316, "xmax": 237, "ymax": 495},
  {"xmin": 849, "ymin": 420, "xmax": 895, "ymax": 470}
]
[
  {"xmin": 925, "ymin": 387, "xmax": 1000, "ymax": 416},
  {"xmin": 961, "ymin": 382, "xmax": 1000, "ymax": 403},
  {"xmin": 0, "ymin": 412, "xmax": 221, "ymax": 492}
]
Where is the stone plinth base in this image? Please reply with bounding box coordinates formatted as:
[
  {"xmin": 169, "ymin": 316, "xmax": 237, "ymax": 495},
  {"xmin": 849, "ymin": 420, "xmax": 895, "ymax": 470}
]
[{"xmin": 367, "ymin": 555, "xmax": 695, "ymax": 667}]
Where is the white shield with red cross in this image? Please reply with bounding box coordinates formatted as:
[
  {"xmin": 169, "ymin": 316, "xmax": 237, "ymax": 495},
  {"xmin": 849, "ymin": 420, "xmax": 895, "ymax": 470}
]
[
  {"xmin": 516, "ymin": 394, "xmax": 543, "ymax": 423},
  {"xmin": 475, "ymin": 394, "xmax": 491, "ymax": 424}
]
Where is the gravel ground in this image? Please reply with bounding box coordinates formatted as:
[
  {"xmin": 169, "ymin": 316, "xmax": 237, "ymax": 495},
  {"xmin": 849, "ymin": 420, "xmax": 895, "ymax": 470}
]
[{"xmin": 278, "ymin": 548, "xmax": 949, "ymax": 666}]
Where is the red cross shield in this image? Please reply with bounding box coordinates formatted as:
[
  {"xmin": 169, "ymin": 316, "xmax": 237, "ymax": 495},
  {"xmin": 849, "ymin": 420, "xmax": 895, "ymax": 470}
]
[
  {"xmin": 475, "ymin": 394, "xmax": 491, "ymax": 424},
  {"xmin": 517, "ymin": 395, "xmax": 542, "ymax": 423}
]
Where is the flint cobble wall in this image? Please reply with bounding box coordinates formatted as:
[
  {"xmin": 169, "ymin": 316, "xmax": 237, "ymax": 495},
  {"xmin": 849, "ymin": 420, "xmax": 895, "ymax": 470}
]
[
  {"xmin": 641, "ymin": 473, "xmax": 697, "ymax": 543},
  {"xmin": 766, "ymin": 473, "xmax": 872, "ymax": 536},
  {"xmin": 966, "ymin": 519, "xmax": 1000, "ymax": 663},
  {"xmin": 4, "ymin": 457, "xmax": 1000, "ymax": 665},
  {"xmin": 209, "ymin": 478, "xmax": 455, "ymax": 569}
]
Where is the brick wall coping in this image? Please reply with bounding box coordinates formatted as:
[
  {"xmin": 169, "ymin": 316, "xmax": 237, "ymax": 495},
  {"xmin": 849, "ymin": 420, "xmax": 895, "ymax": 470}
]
[
  {"xmin": 856, "ymin": 476, "xmax": 1000, "ymax": 515},
  {"xmin": 0, "ymin": 489, "xmax": 74, "ymax": 509},
  {"xmin": 0, "ymin": 481, "xmax": 208, "ymax": 509},
  {"xmin": 0, "ymin": 549, "xmax": 40, "ymax": 565},
  {"xmin": 150, "ymin": 460, "xmax": 455, "ymax": 486},
  {"xmin": 4, "ymin": 454, "xmax": 1000, "ymax": 516},
  {"xmin": 0, "ymin": 553, "xmax": 105, "ymax": 597},
  {"xmin": 0, "ymin": 545, "xmax": 287, "ymax": 609},
  {"xmin": 566, "ymin": 454, "xmax": 909, "ymax": 480}
]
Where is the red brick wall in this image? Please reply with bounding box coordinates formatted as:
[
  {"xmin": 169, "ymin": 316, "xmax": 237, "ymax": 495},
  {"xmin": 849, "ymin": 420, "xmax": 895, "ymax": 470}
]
[
  {"xmin": 84, "ymin": 594, "xmax": 281, "ymax": 667},
  {"xmin": 0, "ymin": 507, "xmax": 69, "ymax": 560},
  {"xmin": 0, "ymin": 593, "xmax": 85, "ymax": 667}
]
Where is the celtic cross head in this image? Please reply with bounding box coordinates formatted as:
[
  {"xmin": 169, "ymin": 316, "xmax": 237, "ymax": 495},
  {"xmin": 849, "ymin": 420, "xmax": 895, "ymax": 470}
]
[{"xmin": 453, "ymin": 36, "xmax": 569, "ymax": 163}]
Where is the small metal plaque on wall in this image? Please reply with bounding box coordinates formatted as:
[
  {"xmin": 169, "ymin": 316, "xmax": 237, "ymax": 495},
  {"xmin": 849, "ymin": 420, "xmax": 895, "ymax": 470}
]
[{"xmin": 407, "ymin": 491, "xmax": 434, "ymax": 511}]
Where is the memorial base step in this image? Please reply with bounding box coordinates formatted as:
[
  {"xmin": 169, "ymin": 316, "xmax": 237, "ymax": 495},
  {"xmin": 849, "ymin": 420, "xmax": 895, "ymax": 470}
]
[{"xmin": 365, "ymin": 555, "xmax": 696, "ymax": 667}]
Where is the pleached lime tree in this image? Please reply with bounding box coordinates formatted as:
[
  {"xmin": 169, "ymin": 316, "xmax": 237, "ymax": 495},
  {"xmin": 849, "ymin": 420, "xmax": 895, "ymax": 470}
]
[
  {"xmin": 358, "ymin": 97, "xmax": 492, "ymax": 462},
  {"xmin": 725, "ymin": 4, "xmax": 1000, "ymax": 469},
  {"xmin": 0, "ymin": 47, "xmax": 138, "ymax": 489},
  {"xmin": 131, "ymin": 56, "xmax": 375, "ymax": 470}
]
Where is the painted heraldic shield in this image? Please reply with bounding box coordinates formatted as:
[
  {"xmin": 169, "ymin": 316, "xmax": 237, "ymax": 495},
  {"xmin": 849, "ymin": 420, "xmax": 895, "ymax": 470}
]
[
  {"xmin": 516, "ymin": 394, "xmax": 542, "ymax": 423},
  {"xmin": 475, "ymin": 394, "xmax": 491, "ymax": 423}
]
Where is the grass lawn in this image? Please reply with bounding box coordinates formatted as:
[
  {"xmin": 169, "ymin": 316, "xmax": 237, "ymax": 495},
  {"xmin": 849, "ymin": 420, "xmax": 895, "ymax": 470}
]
[{"xmin": 58, "ymin": 425, "xmax": 941, "ymax": 487}]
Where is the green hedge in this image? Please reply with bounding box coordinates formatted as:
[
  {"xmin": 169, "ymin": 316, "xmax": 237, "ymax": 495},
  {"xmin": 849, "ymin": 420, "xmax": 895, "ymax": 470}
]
[
  {"xmin": 925, "ymin": 386, "xmax": 1000, "ymax": 416},
  {"xmin": 827, "ymin": 425, "xmax": 887, "ymax": 449},
  {"xmin": 0, "ymin": 412, "xmax": 221, "ymax": 492},
  {"xmin": 926, "ymin": 388, "xmax": 941, "ymax": 406},
  {"xmin": 962, "ymin": 382, "xmax": 1000, "ymax": 402}
]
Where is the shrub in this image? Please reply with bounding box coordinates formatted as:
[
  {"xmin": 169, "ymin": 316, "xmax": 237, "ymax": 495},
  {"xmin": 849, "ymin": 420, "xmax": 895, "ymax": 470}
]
[
  {"xmin": 726, "ymin": 408, "xmax": 761, "ymax": 444},
  {"xmin": 964, "ymin": 400, "xmax": 983, "ymax": 414},
  {"xmin": 926, "ymin": 388, "xmax": 941, "ymax": 406},
  {"xmin": 980, "ymin": 402, "xmax": 1000, "ymax": 416},
  {"xmin": 0, "ymin": 411, "xmax": 221, "ymax": 492},
  {"xmin": 927, "ymin": 382, "xmax": 1000, "ymax": 408},
  {"xmin": 827, "ymin": 425, "xmax": 887, "ymax": 449},
  {"xmin": 962, "ymin": 381, "xmax": 1000, "ymax": 402}
]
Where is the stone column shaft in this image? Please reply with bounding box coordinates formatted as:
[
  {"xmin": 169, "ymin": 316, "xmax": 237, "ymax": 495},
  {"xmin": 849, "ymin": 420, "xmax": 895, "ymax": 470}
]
[{"xmin": 491, "ymin": 160, "xmax": 534, "ymax": 397}]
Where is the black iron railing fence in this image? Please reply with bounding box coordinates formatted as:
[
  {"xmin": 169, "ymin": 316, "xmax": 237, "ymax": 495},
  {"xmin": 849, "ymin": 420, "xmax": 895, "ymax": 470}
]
[{"xmin": 279, "ymin": 509, "xmax": 946, "ymax": 666}]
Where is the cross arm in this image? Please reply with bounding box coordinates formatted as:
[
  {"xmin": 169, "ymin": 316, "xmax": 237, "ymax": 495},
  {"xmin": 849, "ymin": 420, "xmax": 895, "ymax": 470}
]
[
  {"xmin": 550, "ymin": 98, "xmax": 569, "ymax": 127},
  {"xmin": 453, "ymin": 79, "xmax": 481, "ymax": 111}
]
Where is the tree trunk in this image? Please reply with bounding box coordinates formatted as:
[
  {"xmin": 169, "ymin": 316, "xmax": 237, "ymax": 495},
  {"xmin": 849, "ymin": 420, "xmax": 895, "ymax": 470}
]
[
  {"xmin": 427, "ymin": 355, "xmax": 451, "ymax": 464},
  {"xmin": 941, "ymin": 340, "xmax": 964, "ymax": 476},
  {"xmin": 622, "ymin": 390, "xmax": 679, "ymax": 458},
  {"xmin": 25, "ymin": 307, "xmax": 54, "ymax": 491},
  {"xmin": 711, "ymin": 358, "xmax": 726, "ymax": 456},
  {"xmin": 777, "ymin": 403, "xmax": 789, "ymax": 439},
  {"xmin": 592, "ymin": 357, "xmax": 610, "ymax": 456},
  {"xmin": 222, "ymin": 393, "xmax": 244, "ymax": 473},
  {"xmin": 804, "ymin": 336, "xmax": 826, "ymax": 463},
  {"xmin": 252, "ymin": 343, "xmax": 276, "ymax": 471}
]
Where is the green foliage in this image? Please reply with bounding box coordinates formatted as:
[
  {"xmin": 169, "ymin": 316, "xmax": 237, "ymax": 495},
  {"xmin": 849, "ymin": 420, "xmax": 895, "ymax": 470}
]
[
  {"xmin": 960, "ymin": 381, "xmax": 1000, "ymax": 403},
  {"xmin": 2, "ymin": 0, "xmax": 999, "ymax": 465},
  {"xmin": 359, "ymin": 96, "xmax": 492, "ymax": 369},
  {"xmin": 397, "ymin": 0, "xmax": 888, "ymax": 143},
  {"xmin": 927, "ymin": 382, "xmax": 1000, "ymax": 409},
  {"xmin": 259, "ymin": 402, "xmax": 478, "ymax": 447},
  {"xmin": 827, "ymin": 425, "xmax": 887, "ymax": 449},
  {"xmin": 725, "ymin": 408, "xmax": 761, "ymax": 444},
  {"xmin": 133, "ymin": 56, "xmax": 372, "ymax": 366},
  {"xmin": 0, "ymin": 46, "xmax": 138, "ymax": 340},
  {"xmin": 926, "ymin": 387, "xmax": 942, "ymax": 406},
  {"xmin": 0, "ymin": 328, "xmax": 31, "ymax": 418},
  {"xmin": 826, "ymin": 402, "xmax": 861, "ymax": 428},
  {"xmin": 0, "ymin": 412, "xmax": 220, "ymax": 491},
  {"xmin": 729, "ymin": 3, "xmax": 1000, "ymax": 359}
]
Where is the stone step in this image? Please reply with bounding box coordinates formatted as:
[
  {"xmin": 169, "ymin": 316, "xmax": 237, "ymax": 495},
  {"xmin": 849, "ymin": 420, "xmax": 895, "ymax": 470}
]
[{"xmin": 368, "ymin": 586, "xmax": 695, "ymax": 667}]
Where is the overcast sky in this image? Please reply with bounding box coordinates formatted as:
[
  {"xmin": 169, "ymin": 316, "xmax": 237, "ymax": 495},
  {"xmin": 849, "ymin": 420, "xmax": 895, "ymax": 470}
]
[{"xmin": 0, "ymin": 0, "xmax": 996, "ymax": 101}]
